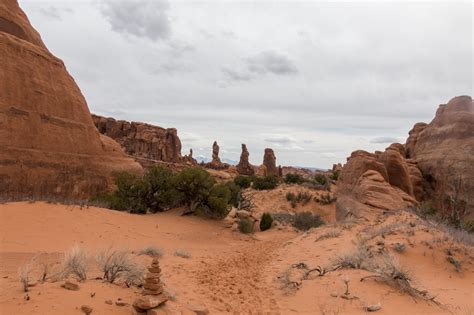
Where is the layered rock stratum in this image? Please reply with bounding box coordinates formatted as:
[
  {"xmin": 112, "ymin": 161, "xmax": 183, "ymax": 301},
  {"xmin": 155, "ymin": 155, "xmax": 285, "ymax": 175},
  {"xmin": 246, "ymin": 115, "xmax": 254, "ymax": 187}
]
[
  {"xmin": 92, "ymin": 114, "xmax": 183, "ymax": 163},
  {"xmin": 0, "ymin": 0, "xmax": 142, "ymax": 198}
]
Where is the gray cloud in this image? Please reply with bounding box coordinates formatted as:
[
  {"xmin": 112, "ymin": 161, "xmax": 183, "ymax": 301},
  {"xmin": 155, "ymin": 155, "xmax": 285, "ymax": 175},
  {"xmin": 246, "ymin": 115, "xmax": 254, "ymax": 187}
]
[
  {"xmin": 100, "ymin": 0, "xmax": 171, "ymax": 41},
  {"xmin": 246, "ymin": 51, "xmax": 298, "ymax": 75},
  {"xmin": 19, "ymin": 1, "xmax": 471, "ymax": 168},
  {"xmin": 37, "ymin": 6, "xmax": 72, "ymax": 20},
  {"xmin": 370, "ymin": 137, "xmax": 402, "ymax": 144}
]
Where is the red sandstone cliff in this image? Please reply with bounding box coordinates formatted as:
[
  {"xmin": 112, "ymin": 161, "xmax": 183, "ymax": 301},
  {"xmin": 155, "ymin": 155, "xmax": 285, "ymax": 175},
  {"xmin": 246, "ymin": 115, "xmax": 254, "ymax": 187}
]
[{"xmin": 0, "ymin": 0, "xmax": 142, "ymax": 199}]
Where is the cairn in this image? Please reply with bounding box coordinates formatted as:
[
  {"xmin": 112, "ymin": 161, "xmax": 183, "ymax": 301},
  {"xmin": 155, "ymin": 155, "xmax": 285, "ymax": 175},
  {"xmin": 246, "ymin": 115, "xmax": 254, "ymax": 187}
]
[{"xmin": 133, "ymin": 258, "xmax": 168, "ymax": 313}]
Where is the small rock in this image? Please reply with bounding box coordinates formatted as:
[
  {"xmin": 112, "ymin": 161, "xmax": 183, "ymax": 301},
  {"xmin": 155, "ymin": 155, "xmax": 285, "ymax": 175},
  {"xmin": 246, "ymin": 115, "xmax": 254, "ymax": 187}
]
[
  {"xmin": 115, "ymin": 299, "xmax": 128, "ymax": 306},
  {"xmin": 80, "ymin": 305, "xmax": 93, "ymax": 314},
  {"xmin": 90, "ymin": 292, "xmax": 95, "ymax": 298},
  {"xmin": 231, "ymin": 222, "xmax": 238, "ymax": 232},
  {"xmin": 187, "ymin": 303, "xmax": 209, "ymax": 315},
  {"xmin": 24, "ymin": 293, "xmax": 30, "ymax": 301},
  {"xmin": 330, "ymin": 292, "xmax": 338, "ymax": 298},
  {"xmin": 3, "ymin": 275, "xmax": 8, "ymax": 279},
  {"xmin": 61, "ymin": 281, "xmax": 79, "ymax": 291},
  {"xmin": 134, "ymin": 295, "xmax": 168, "ymax": 310},
  {"xmin": 365, "ymin": 303, "xmax": 382, "ymax": 312},
  {"xmin": 105, "ymin": 299, "xmax": 113, "ymax": 305}
]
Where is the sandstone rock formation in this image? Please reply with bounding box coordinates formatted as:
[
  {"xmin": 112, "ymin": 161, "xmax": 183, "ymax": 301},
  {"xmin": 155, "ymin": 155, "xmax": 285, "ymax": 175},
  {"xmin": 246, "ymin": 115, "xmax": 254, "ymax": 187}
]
[
  {"xmin": 405, "ymin": 96, "xmax": 474, "ymax": 215},
  {"xmin": 0, "ymin": 0, "xmax": 142, "ymax": 199},
  {"xmin": 205, "ymin": 141, "xmax": 226, "ymax": 169},
  {"xmin": 236, "ymin": 144, "xmax": 254, "ymax": 175},
  {"xmin": 336, "ymin": 149, "xmax": 417, "ymax": 220},
  {"xmin": 92, "ymin": 114, "xmax": 183, "ymax": 163},
  {"xmin": 262, "ymin": 148, "xmax": 278, "ymax": 176},
  {"xmin": 133, "ymin": 258, "xmax": 167, "ymax": 313}
]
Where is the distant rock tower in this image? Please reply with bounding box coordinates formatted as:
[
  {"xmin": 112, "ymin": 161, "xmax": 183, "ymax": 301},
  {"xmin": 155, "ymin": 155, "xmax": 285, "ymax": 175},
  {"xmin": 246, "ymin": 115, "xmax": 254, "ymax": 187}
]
[
  {"xmin": 236, "ymin": 144, "xmax": 254, "ymax": 175},
  {"xmin": 262, "ymin": 148, "xmax": 278, "ymax": 176}
]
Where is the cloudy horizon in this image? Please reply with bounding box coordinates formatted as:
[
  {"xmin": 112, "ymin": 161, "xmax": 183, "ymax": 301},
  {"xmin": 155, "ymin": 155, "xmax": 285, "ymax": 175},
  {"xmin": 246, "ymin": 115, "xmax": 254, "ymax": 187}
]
[{"xmin": 20, "ymin": 0, "xmax": 472, "ymax": 169}]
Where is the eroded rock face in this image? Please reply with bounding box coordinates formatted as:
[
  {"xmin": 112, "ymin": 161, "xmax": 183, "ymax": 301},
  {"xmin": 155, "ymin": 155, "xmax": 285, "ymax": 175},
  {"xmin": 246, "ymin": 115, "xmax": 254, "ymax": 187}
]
[
  {"xmin": 405, "ymin": 96, "xmax": 474, "ymax": 215},
  {"xmin": 92, "ymin": 115, "xmax": 182, "ymax": 163},
  {"xmin": 205, "ymin": 141, "xmax": 226, "ymax": 169},
  {"xmin": 262, "ymin": 148, "xmax": 278, "ymax": 176},
  {"xmin": 336, "ymin": 150, "xmax": 417, "ymax": 220},
  {"xmin": 236, "ymin": 144, "xmax": 254, "ymax": 175},
  {"xmin": 0, "ymin": 1, "xmax": 142, "ymax": 198}
]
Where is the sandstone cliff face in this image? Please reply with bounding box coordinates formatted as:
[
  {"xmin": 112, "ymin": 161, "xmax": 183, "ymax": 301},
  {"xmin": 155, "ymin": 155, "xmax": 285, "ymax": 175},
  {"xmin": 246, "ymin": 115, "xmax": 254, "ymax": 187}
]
[
  {"xmin": 405, "ymin": 96, "xmax": 474, "ymax": 215},
  {"xmin": 92, "ymin": 115, "xmax": 183, "ymax": 163},
  {"xmin": 0, "ymin": 0, "xmax": 142, "ymax": 198}
]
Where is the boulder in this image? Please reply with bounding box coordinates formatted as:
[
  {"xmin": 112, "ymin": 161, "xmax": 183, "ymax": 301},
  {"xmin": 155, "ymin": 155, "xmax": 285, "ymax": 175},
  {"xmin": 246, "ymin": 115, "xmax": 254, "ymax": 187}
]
[
  {"xmin": 236, "ymin": 144, "xmax": 255, "ymax": 175},
  {"xmin": 0, "ymin": 0, "xmax": 142, "ymax": 198},
  {"xmin": 61, "ymin": 281, "xmax": 79, "ymax": 291},
  {"xmin": 377, "ymin": 143, "xmax": 413, "ymax": 196}
]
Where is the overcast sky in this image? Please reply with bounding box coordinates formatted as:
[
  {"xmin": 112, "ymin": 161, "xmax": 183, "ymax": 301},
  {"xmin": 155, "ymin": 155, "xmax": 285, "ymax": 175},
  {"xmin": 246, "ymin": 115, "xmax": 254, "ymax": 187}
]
[{"xmin": 20, "ymin": 0, "xmax": 472, "ymax": 168}]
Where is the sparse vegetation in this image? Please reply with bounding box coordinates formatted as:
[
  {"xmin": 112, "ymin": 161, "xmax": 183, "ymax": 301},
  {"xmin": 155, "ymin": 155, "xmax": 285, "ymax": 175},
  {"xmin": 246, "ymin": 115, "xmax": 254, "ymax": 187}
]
[
  {"xmin": 60, "ymin": 246, "xmax": 89, "ymax": 281},
  {"xmin": 392, "ymin": 242, "xmax": 406, "ymax": 253},
  {"xmin": 293, "ymin": 212, "xmax": 324, "ymax": 231},
  {"xmin": 18, "ymin": 262, "xmax": 32, "ymax": 292},
  {"xmin": 253, "ymin": 175, "xmax": 278, "ymax": 190},
  {"xmin": 332, "ymin": 242, "xmax": 372, "ymax": 270},
  {"xmin": 315, "ymin": 228, "xmax": 341, "ymax": 241},
  {"xmin": 96, "ymin": 248, "xmax": 143, "ymax": 284},
  {"xmin": 260, "ymin": 212, "xmax": 273, "ymax": 231},
  {"xmin": 313, "ymin": 173, "xmax": 328, "ymax": 186},
  {"xmin": 138, "ymin": 246, "xmax": 164, "ymax": 258},
  {"xmin": 234, "ymin": 175, "xmax": 253, "ymax": 189},
  {"xmin": 286, "ymin": 191, "xmax": 312, "ymax": 208},
  {"xmin": 284, "ymin": 173, "xmax": 305, "ymax": 184},
  {"xmin": 329, "ymin": 171, "xmax": 339, "ymax": 181},
  {"xmin": 174, "ymin": 249, "xmax": 192, "ymax": 259},
  {"xmin": 314, "ymin": 192, "xmax": 336, "ymax": 205},
  {"xmin": 239, "ymin": 218, "xmax": 254, "ymax": 234}
]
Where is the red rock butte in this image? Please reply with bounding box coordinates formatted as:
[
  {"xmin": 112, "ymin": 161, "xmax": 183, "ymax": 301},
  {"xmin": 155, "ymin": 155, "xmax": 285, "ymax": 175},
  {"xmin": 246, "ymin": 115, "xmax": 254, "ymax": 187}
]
[{"xmin": 0, "ymin": 0, "xmax": 142, "ymax": 199}]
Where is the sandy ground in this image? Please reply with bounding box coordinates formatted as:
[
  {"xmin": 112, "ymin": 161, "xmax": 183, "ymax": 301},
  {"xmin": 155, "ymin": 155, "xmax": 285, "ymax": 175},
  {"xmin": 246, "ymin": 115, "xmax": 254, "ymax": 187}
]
[{"xmin": 0, "ymin": 198, "xmax": 473, "ymax": 314}]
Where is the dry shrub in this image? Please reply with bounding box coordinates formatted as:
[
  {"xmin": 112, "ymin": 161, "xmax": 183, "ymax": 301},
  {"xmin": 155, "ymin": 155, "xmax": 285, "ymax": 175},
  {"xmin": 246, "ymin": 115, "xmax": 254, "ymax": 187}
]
[
  {"xmin": 392, "ymin": 242, "xmax": 407, "ymax": 253},
  {"xmin": 60, "ymin": 246, "xmax": 89, "ymax": 281},
  {"xmin": 18, "ymin": 262, "xmax": 33, "ymax": 292},
  {"xmin": 315, "ymin": 228, "xmax": 341, "ymax": 241},
  {"xmin": 138, "ymin": 246, "xmax": 164, "ymax": 258},
  {"xmin": 174, "ymin": 249, "xmax": 192, "ymax": 259},
  {"xmin": 96, "ymin": 248, "xmax": 144, "ymax": 284},
  {"xmin": 367, "ymin": 222, "xmax": 405, "ymax": 239},
  {"xmin": 332, "ymin": 242, "xmax": 372, "ymax": 270}
]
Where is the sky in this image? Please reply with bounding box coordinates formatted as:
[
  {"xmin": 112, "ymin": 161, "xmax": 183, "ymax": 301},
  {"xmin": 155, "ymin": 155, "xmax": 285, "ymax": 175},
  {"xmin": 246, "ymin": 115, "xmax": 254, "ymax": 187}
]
[{"xmin": 19, "ymin": 0, "xmax": 472, "ymax": 169}]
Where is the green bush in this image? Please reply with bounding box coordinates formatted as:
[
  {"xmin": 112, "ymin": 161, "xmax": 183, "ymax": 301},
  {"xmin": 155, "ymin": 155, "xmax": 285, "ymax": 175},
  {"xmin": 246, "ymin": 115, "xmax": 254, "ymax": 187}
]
[
  {"xmin": 315, "ymin": 193, "xmax": 336, "ymax": 205},
  {"xmin": 234, "ymin": 175, "xmax": 253, "ymax": 189},
  {"xmin": 313, "ymin": 173, "xmax": 327, "ymax": 186},
  {"xmin": 284, "ymin": 173, "xmax": 305, "ymax": 184},
  {"xmin": 172, "ymin": 167, "xmax": 216, "ymax": 214},
  {"xmin": 115, "ymin": 172, "xmax": 148, "ymax": 214},
  {"xmin": 225, "ymin": 181, "xmax": 241, "ymax": 208},
  {"xmin": 89, "ymin": 192, "xmax": 128, "ymax": 211},
  {"xmin": 293, "ymin": 212, "xmax": 324, "ymax": 231},
  {"xmin": 204, "ymin": 183, "xmax": 232, "ymax": 219},
  {"xmin": 253, "ymin": 175, "xmax": 278, "ymax": 190},
  {"xmin": 260, "ymin": 212, "xmax": 273, "ymax": 231},
  {"xmin": 286, "ymin": 191, "xmax": 312, "ymax": 208},
  {"xmin": 144, "ymin": 166, "xmax": 181, "ymax": 212},
  {"xmin": 239, "ymin": 218, "xmax": 254, "ymax": 234},
  {"xmin": 329, "ymin": 171, "xmax": 339, "ymax": 181}
]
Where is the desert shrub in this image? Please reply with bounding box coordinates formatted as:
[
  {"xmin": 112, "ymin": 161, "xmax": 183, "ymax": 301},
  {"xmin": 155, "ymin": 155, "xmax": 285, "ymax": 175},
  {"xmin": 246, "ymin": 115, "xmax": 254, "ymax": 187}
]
[
  {"xmin": 144, "ymin": 166, "xmax": 181, "ymax": 212},
  {"xmin": 172, "ymin": 167, "xmax": 216, "ymax": 214},
  {"xmin": 286, "ymin": 192, "xmax": 296, "ymax": 201},
  {"xmin": 272, "ymin": 212, "xmax": 295, "ymax": 225},
  {"xmin": 462, "ymin": 220, "xmax": 474, "ymax": 233},
  {"xmin": 287, "ymin": 191, "xmax": 312, "ymax": 208},
  {"xmin": 174, "ymin": 249, "xmax": 192, "ymax": 258},
  {"xmin": 293, "ymin": 212, "xmax": 324, "ymax": 231},
  {"xmin": 284, "ymin": 173, "xmax": 305, "ymax": 184},
  {"xmin": 253, "ymin": 175, "xmax": 278, "ymax": 190},
  {"xmin": 114, "ymin": 172, "xmax": 149, "ymax": 214},
  {"xmin": 234, "ymin": 175, "xmax": 253, "ymax": 189},
  {"xmin": 60, "ymin": 246, "xmax": 89, "ymax": 281},
  {"xmin": 238, "ymin": 218, "xmax": 254, "ymax": 234},
  {"xmin": 329, "ymin": 171, "xmax": 339, "ymax": 181},
  {"xmin": 18, "ymin": 261, "xmax": 33, "ymax": 292},
  {"xmin": 315, "ymin": 228, "xmax": 341, "ymax": 241},
  {"xmin": 203, "ymin": 183, "xmax": 232, "ymax": 219},
  {"xmin": 96, "ymin": 248, "xmax": 143, "ymax": 284},
  {"xmin": 313, "ymin": 173, "xmax": 327, "ymax": 186},
  {"xmin": 89, "ymin": 192, "xmax": 128, "ymax": 211},
  {"xmin": 138, "ymin": 246, "xmax": 164, "ymax": 257},
  {"xmin": 260, "ymin": 212, "xmax": 273, "ymax": 231},
  {"xmin": 314, "ymin": 192, "xmax": 336, "ymax": 205},
  {"xmin": 224, "ymin": 181, "xmax": 241, "ymax": 208},
  {"xmin": 332, "ymin": 242, "xmax": 372, "ymax": 270}
]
